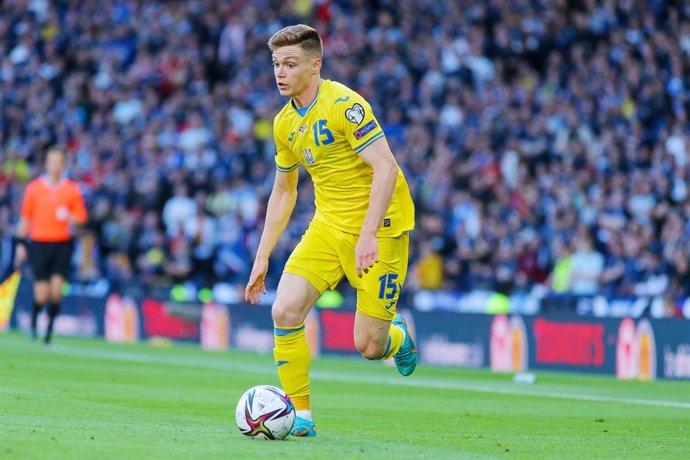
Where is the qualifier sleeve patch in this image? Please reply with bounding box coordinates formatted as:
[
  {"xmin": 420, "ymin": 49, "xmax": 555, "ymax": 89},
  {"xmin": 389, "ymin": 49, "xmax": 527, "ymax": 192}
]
[{"xmin": 353, "ymin": 120, "xmax": 378, "ymax": 139}]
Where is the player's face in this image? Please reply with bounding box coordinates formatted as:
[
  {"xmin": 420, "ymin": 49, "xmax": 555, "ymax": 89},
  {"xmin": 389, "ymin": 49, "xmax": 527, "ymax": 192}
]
[
  {"xmin": 272, "ymin": 46, "xmax": 318, "ymax": 98},
  {"xmin": 45, "ymin": 151, "xmax": 66, "ymax": 177}
]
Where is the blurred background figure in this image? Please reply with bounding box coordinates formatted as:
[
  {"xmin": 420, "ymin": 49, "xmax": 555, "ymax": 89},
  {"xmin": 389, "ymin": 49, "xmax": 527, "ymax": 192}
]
[
  {"xmin": 0, "ymin": 0, "xmax": 688, "ymax": 311},
  {"xmin": 569, "ymin": 234, "xmax": 604, "ymax": 296},
  {"xmin": 14, "ymin": 148, "xmax": 88, "ymax": 344}
]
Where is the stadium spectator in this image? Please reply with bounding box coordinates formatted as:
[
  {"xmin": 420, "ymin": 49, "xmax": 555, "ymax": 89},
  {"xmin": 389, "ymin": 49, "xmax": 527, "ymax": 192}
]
[
  {"xmin": 568, "ymin": 234, "xmax": 605, "ymax": 296},
  {"xmin": 0, "ymin": 0, "xmax": 689, "ymax": 305}
]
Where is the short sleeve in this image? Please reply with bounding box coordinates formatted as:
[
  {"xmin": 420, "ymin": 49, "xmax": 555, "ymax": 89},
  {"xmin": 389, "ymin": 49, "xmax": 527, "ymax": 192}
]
[
  {"xmin": 331, "ymin": 92, "xmax": 385, "ymax": 154},
  {"xmin": 69, "ymin": 182, "xmax": 88, "ymax": 224},
  {"xmin": 273, "ymin": 121, "xmax": 300, "ymax": 173},
  {"xmin": 20, "ymin": 182, "xmax": 35, "ymax": 220}
]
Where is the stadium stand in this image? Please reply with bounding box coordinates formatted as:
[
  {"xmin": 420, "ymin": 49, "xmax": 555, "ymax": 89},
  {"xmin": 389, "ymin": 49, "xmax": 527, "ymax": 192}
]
[{"xmin": 0, "ymin": 0, "xmax": 689, "ymax": 307}]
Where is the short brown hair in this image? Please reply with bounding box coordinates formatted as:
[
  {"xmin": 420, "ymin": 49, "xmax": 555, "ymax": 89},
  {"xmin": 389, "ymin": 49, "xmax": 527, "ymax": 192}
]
[
  {"xmin": 268, "ymin": 24, "xmax": 322, "ymax": 57},
  {"xmin": 46, "ymin": 147, "xmax": 66, "ymax": 157},
  {"xmin": 45, "ymin": 147, "xmax": 66, "ymax": 162}
]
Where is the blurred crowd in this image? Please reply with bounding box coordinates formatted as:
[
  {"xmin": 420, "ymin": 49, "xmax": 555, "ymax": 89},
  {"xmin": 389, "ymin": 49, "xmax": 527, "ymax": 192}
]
[{"xmin": 0, "ymin": 0, "xmax": 689, "ymax": 302}]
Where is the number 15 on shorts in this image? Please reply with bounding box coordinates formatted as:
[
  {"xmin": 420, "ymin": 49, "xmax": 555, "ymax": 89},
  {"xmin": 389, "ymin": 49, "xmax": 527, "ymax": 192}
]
[{"xmin": 378, "ymin": 273, "xmax": 398, "ymax": 300}]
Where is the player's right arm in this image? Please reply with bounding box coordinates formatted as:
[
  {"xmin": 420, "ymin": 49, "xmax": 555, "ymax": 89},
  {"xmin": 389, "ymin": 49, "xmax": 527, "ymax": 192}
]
[
  {"xmin": 14, "ymin": 182, "xmax": 35, "ymax": 267},
  {"xmin": 13, "ymin": 218, "xmax": 30, "ymax": 268},
  {"xmin": 245, "ymin": 167, "xmax": 299, "ymax": 304}
]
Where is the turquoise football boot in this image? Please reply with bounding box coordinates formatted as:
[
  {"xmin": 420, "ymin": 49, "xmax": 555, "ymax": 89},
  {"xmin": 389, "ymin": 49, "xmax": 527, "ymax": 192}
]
[
  {"xmin": 392, "ymin": 314, "xmax": 418, "ymax": 377},
  {"xmin": 291, "ymin": 416, "xmax": 317, "ymax": 437}
]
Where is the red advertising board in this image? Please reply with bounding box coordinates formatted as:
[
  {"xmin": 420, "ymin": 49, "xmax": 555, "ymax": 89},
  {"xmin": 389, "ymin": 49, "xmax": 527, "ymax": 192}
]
[
  {"xmin": 141, "ymin": 299, "xmax": 199, "ymax": 341},
  {"xmin": 320, "ymin": 309, "xmax": 357, "ymax": 352},
  {"xmin": 533, "ymin": 318, "xmax": 605, "ymax": 367}
]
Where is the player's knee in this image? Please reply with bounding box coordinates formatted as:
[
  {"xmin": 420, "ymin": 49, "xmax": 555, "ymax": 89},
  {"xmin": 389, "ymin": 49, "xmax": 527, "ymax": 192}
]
[
  {"xmin": 33, "ymin": 283, "xmax": 50, "ymax": 304},
  {"xmin": 34, "ymin": 292, "xmax": 48, "ymax": 304},
  {"xmin": 271, "ymin": 301, "xmax": 303, "ymax": 328},
  {"xmin": 356, "ymin": 339, "xmax": 385, "ymax": 360}
]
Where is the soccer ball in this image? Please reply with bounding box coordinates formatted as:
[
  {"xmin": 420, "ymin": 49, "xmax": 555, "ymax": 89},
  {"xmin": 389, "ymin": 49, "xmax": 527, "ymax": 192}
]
[{"xmin": 235, "ymin": 385, "xmax": 295, "ymax": 440}]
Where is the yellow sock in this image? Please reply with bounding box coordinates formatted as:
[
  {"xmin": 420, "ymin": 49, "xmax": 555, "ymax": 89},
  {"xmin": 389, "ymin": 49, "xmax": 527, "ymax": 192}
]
[
  {"xmin": 382, "ymin": 324, "xmax": 405, "ymax": 359},
  {"xmin": 274, "ymin": 323, "xmax": 311, "ymax": 411}
]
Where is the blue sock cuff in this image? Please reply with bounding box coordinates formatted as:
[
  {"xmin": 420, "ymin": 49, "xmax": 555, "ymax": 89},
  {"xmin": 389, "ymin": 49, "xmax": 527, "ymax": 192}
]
[{"xmin": 274, "ymin": 324, "xmax": 305, "ymax": 336}]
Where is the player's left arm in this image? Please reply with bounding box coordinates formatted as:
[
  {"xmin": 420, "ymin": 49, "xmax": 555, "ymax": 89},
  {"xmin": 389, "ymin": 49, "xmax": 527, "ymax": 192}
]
[
  {"xmin": 355, "ymin": 137, "xmax": 399, "ymax": 276},
  {"xmin": 68, "ymin": 183, "xmax": 88, "ymax": 227}
]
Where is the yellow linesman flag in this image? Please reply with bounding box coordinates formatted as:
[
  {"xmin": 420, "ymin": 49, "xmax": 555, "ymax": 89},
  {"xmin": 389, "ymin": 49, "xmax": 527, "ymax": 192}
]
[{"xmin": 0, "ymin": 271, "xmax": 21, "ymax": 332}]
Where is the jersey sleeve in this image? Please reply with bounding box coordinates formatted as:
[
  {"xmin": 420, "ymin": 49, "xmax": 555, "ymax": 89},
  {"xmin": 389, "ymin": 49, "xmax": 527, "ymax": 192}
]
[
  {"xmin": 20, "ymin": 182, "xmax": 36, "ymax": 220},
  {"xmin": 331, "ymin": 92, "xmax": 385, "ymax": 154},
  {"xmin": 273, "ymin": 116, "xmax": 300, "ymax": 173},
  {"xmin": 69, "ymin": 182, "xmax": 88, "ymax": 224}
]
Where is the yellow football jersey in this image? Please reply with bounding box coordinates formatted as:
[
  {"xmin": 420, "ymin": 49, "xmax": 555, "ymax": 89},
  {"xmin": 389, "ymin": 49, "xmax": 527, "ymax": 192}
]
[{"xmin": 273, "ymin": 79, "xmax": 415, "ymax": 237}]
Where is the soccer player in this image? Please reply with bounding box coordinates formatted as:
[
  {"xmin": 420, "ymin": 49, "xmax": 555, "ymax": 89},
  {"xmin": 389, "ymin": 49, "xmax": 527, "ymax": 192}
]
[
  {"xmin": 245, "ymin": 24, "xmax": 416, "ymax": 437},
  {"xmin": 14, "ymin": 148, "xmax": 88, "ymax": 345}
]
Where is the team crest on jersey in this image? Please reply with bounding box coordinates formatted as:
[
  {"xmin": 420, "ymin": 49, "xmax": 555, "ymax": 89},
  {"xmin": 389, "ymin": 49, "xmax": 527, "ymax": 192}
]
[
  {"xmin": 345, "ymin": 103, "xmax": 365, "ymax": 125},
  {"xmin": 298, "ymin": 125, "xmax": 307, "ymax": 133},
  {"xmin": 302, "ymin": 147, "xmax": 315, "ymax": 165}
]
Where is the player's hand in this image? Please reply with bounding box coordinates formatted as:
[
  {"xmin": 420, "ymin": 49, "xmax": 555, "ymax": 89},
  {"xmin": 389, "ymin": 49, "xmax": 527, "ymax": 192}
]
[
  {"xmin": 355, "ymin": 232, "xmax": 378, "ymax": 277},
  {"xmin": 14, "ymin": 244, "xmax": 27, "ymax": 269},
  {"xmin": 245, "ymin": 257, "xmax": 269, "ymax": 304}
]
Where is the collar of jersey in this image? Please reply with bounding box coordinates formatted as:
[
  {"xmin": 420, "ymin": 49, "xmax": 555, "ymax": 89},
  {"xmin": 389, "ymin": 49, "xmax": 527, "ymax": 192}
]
[
  {"xmin": 290, "ymin": 79, "xmax": 322, "ymax": 118},
  {"xmin": 40, "ymin": 175, "xmax": 66, "ymax": 189}
]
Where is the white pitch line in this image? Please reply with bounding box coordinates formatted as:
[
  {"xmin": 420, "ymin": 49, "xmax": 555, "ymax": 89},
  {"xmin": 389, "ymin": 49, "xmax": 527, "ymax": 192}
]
[
  {"xmin": 6, "ymin": 341, "xmax": 690, "ymax": 410},
  {"xmin": 312, "ymin": 371, "xmax": 690, "ymax": 410}
]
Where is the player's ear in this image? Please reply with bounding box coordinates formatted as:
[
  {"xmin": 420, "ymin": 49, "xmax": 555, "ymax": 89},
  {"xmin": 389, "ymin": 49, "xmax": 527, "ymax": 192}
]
[{"xmin": 312, "ymin": 57, "xmax": 322, "ymax": 74}]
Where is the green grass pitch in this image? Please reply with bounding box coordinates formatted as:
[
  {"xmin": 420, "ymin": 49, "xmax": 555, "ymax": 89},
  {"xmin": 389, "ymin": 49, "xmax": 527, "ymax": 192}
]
[{"xmin": 1, "ymin": 332, "xmax": 689, "ymax": 459}]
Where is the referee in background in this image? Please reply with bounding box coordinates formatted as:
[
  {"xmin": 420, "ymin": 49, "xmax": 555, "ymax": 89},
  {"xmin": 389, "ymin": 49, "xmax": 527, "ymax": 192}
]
[{"xmin": 14, "ymin": 148, "xmax": 88, "ymax": 344}]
